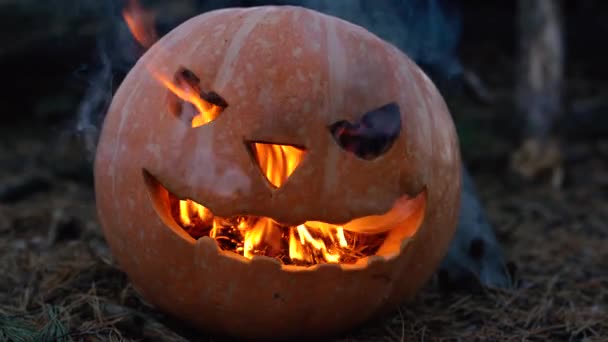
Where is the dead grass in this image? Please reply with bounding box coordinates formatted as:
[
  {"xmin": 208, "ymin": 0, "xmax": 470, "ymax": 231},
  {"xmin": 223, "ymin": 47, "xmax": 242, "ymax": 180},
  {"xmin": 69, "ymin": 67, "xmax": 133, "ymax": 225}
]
[{"xmin": 0, "ymin": 127, "xmax": 607, "ymax": 341}]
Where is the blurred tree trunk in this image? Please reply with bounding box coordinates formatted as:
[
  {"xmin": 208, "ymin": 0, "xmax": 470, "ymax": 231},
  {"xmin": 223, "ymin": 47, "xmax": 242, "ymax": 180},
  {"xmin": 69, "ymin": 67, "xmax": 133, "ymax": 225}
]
[
  {"xmin": 516, "ymin": 0, "xmax": 564, "ymax": 139},
  {"xmin": 511, "ymin": 0, "xmax": 564, "ymax": 186}
]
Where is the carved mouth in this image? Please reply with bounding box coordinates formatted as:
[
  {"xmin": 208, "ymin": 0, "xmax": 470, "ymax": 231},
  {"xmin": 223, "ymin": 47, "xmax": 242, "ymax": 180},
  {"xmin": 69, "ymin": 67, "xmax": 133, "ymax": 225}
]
[{"xmin": 143, "ymin": 170, "xmax": 426, "ymax": 267}]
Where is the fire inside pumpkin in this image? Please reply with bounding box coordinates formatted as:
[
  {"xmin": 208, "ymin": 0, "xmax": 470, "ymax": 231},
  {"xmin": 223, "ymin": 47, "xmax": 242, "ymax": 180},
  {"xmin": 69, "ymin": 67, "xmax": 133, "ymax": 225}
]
[
  {"xmin": 170, "ymin": 142, "xmax": 375, "ymax": 265},
  {"xmin": 167, "ymin": 195, "xmax": 388, "ymax": 266},
  {"xmin": 96, "ymin": 6, "xmax": 462, "ymax": 338},
  {"xmin": 123, "ymin": 1, "xmax": 426, "ymax": 267},
  {"xmin": 144, "ymin": 67, "xmax": 426, "ymax": 267}
]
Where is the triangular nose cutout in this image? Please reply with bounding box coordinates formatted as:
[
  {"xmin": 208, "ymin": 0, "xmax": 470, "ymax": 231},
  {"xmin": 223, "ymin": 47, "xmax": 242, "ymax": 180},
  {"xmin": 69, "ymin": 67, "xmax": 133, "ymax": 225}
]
[{"xmin": 249, "ymin": 142, "xmax": 306, "ymax": 188}]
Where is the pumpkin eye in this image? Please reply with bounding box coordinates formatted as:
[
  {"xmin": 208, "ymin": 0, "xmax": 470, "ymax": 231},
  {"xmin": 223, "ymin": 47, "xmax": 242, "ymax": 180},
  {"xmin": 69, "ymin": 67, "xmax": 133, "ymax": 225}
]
[
  {"xmin": 166, "ymin": 67, "xmax": 228, "ymax": 127},
  {"xmin": 329, "ymin": 102, "xmax": 402, "ymax": 160},
  {"xmin": 247, "ymin": 142, "xmax": 306, "ymax": 189}
]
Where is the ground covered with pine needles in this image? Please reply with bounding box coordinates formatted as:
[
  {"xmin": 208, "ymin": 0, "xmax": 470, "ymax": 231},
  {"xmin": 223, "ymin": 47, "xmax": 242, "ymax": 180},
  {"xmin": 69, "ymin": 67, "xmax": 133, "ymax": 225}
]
[
  {"xmin": 1, "ymin": 107, "xmax": 607, "ymax": 341},
  {"xmin": 1, "ymin": 72, "xmax": 607, "ymax": 340}
]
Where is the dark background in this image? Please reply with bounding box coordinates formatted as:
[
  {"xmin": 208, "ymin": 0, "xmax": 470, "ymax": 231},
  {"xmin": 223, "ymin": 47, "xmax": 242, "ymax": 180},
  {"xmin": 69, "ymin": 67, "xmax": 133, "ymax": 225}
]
[
  {"xmin": 0, "ymin": 1, "xmax": 606, "ymax": 340},
  {"xmin": 2, "ymin": 1, "xmax": 607, "ymax": 133}
]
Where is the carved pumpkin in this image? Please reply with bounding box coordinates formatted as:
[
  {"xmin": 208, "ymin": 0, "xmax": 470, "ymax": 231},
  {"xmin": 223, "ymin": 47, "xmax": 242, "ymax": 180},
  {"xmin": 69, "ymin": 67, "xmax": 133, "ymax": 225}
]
[{"xmin": 94, "ymin": 6, "xmax": 461, "ymax": 339}]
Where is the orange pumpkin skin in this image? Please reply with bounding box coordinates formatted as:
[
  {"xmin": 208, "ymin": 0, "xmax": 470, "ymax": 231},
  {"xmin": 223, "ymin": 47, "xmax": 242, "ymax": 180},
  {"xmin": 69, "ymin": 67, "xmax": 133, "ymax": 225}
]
[{"xmin": 94, "ymin": 6, "xmax": 461, "ymax": 340}]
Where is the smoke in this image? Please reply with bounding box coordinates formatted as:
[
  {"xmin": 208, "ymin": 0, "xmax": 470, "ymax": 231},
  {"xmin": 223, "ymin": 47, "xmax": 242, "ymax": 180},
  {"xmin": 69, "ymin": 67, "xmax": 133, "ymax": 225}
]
[
  {"xmin": 76, "ymin": 45, "xmax": 112, "ymax": 159},
  {"xmin": 75, "ymin": 0, "xmax": 147, "ymax": 159},
  {"xmin": 277, "ymin": 0, "xmax": 463, "ymax": 79},
  {"xmin": 77, "ymin": 0, "xmax": 463, "ymax": 159}
]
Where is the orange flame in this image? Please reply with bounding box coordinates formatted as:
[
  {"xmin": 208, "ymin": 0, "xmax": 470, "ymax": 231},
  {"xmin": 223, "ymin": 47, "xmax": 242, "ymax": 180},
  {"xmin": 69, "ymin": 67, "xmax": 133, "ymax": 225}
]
[
  {"xmin": 166, "ymin": 143, "xmax": 422, "ymax": 265},
  {"xmin": 251, "ymin": 143, "xmax": 305, "ymax": 188},
  {"xmin": 171, "ymin": 144, "xmax": 355, "ymax": 264},
  {"xmin": 176, "ymin": 196, "xmax": 352, "ymax": 264},
  {"xmin": 126, "ymin": 0, "xmax": 419, "ymax": 264},
  {"xmin": 122, "ymin": 0, "xmax": 158, "ymax": 48},
  {"xmin": 151, "ymin": 71, "xmax": 222, "ymax": 127},
  {"xmin": 123, "ymin": 1, "xmax": 223, "ymax": 128}
]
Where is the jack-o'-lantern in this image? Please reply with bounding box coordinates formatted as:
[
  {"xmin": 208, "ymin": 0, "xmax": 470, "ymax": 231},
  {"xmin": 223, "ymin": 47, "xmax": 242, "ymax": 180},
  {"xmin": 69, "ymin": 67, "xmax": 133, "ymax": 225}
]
[{"xmin": 94, "ymin": 5, "xmax": 461, "ymax": 339}]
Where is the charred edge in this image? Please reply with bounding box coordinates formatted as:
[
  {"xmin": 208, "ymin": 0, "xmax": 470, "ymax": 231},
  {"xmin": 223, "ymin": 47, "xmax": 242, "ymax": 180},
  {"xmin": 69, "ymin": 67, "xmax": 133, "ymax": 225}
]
[
  {"xmin": 328, "ymin": 102, "xmax": 401, "ymax": 160},
  {"xmin": 177, "ymin": 67, "xmax": 228, "ymax": 108},
  {"xmin": 167, "ymin": 91, "xmax": 182, "ymax": 118},
  {"xmin": 201, "ymin": 90, "xmax": 228, "ymax": 109},
  {"xmin": 176, "ymin": 66, "xmax": 200, "ymax": 86},
  {"xmin": 167, "ymin": 66, "xmax": 229, "ymax": 118},
  {"xmin": 177, "ymin": 66, "xmax": 228, "ymax": 108}
]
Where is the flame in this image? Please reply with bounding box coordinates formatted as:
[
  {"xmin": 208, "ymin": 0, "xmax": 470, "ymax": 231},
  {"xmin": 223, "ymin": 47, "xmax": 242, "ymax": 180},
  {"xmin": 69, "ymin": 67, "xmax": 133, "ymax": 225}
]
[
  {"xmin": 127, "ymin": 0, "xmax": 417, "ymax": 264},
  {"xmin": 151, "ymin": 71, "xmax": 222, "ymax": 127},
  {"xmin": 252, "ymin": 143, "xmax": 306, "ymax": 188},
  {"xmin": 174, "ymin": 197, "xmax": 354, "ymax": 264},
  {"xmin": 243, "ymin": 220, "xmax": 266, "ymax": 259},
  {"xmin": 123, "ymin": 1, "xmax": 222, "ymax": 128},
  {"xmin": 295, "ymin": 224, "xmax": 341, "ymax": 263},
  {"xmin": 126, "ymin": 0, "xmax": 420, "ymax": 266},
  {"xmin": 167, "ymin": 145, "xmax": 423, "ymax": 265},
  {"xmin": 178, "ymin": 199, "xmax": 213, "ymax": 226},
  {"xmin": 288, "ymin": 228, "xmax": 302, "ymax": 261},
  {"xmin": 179, "ymin": 200, "xmax": 191, "ymax": 225},
  {"xmin": 122, "ymin": 0, "xmax": 159, "ymax": 48}
]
